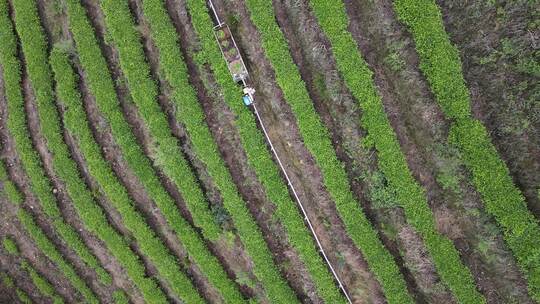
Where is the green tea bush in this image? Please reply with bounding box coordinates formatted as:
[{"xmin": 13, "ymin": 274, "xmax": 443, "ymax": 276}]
[
  {"xmin": 50, "ymin": 47, "xmax": 209, "ymax": 304},
  {"xmin": 308, "ymin": 1, "xmax": 484, "ymax": 303},
  {"xmin": 10, "ymin": 0, "xmax": 167, "ymax": 302},
  {"xmin": 394, "ymin": 0, "xmax": 540, "ymax": 300},
  {"xmin": 96, "ymin": 0, "xmax": 296, "ymax": 301},
  {"xmin": 0, "ymin": 0, "xmax": 109, "ymax": 290}
]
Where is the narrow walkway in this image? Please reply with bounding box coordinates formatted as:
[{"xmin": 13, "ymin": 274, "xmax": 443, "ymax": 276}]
[
  {"xmin": 251, "ymin": 101, "xmax": 353, "ymax": 304},
  {"xmin": 207, "ymin": 1, "xmax": 352, "ymax": 301}
]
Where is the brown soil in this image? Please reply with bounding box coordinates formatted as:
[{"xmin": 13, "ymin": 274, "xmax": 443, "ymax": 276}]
[
  {"xmin": 270, "ymin": 0, "xmax": 453, "ymax": 302},
  {"xmin": 0, "ymin": 54, "xmax": 113, "ymax": 303},
  {"xmin": 164, "ymin": 0, "xmax": 333, "ymax": 301},
  {"xmin": 436, "ymin": 0, "xmax": 540, "ymax": 219},
  {"xmin": 341, "ymin": 0, "xmax": 532, "ymax": 302},
  {"xmin": 203, "ymin": 0, "xmax": 394, "ymax": 302}
]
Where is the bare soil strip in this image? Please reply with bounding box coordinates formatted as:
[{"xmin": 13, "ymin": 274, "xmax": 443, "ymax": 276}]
[
  {"xmin": 207, "ymin": 0, "xmax": 392, "ymax": 302},
  {"xmin": 341, "ymin": 0, "xmax": 532, "ymax": 302},
  {"xmin": 436, "ymin": 0, "xmax": 540, "ymax": 219},
  {"xmin": 162, "ymin": 0, "xmax": 331, "ymax": 301},
  {"xmin": 269, "ymin": 0, "xmax": 454, "ymax": 302}
]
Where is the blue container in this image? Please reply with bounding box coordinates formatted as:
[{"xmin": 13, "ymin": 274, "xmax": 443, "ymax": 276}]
[{"xmin": 242, "ymin": 95, "xmax": 252, "ymax": 106}]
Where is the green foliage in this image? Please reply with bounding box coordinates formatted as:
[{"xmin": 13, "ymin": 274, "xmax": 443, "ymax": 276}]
[
  {"xmin": 113, "ymin": 290, "xmax": 129, "ymax": 304},
  {"xmin": 2, "ymin": 237, "xmax": 19, "ymax": 255},
  {"xmin": 98, "ymin": 0, "xmax": 297, "ymax": 301},
  {"xmin": 21, "ymin": 260, "xmax": 64, "ymax": 304},
  {"xmin": 184, "ymin": 1, "xmax": 348, "ymax": 301},
  {"xmin": 309, "ymin": 1, "xmax": 485, "ymax": 302},
  {"xmin": 450, "ymin": 120, "xmax": 540, "ymax": 300},
  {"xmin": 61, "ymin": 0, "xmax": 250, "ymax": 302},
  {"xmin": 394, "ymin": 0, "xmax": 540, "ymax": 300},
  {"xmin": 239, "ymin": 0, "xmax": 415, "ymax": 302},
  {"xmin": 0, "ymin": 0, "xmax": 110, "ymax": 289},
  {"xmin": 16, "ymin": 289, "xmax": 32, "ymax": 304},
  {"xmin": 392, "ymin": 0, "xmax": 471, "ymax": 121},
  {"xmin": 364, "ymin": 171, "xmax": 398, "ymax": 209},
  {"xmin": 383, "ymin": 51, "xmax": 406, "ymax": 72},
  {"xmin": 50, "ymin": 47, "xmax": 207, "ymax": 304},
  {"xmin": 0, "ymin": 273, "xmax": 14, "ymax": 288},
  {"xmin": 10, "ymin": 0, "xmax": 166, "ymax": 302},
  {"xmin": 0, "ymin": 164, "xmax": 23, "ymax": 205},
  {"xmin": 0, "ymin": 162, "xmax": 91, "ymax": 302}
]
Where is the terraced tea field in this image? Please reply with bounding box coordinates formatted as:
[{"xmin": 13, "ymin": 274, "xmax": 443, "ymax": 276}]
[{"xmin": 0, "ymin": 0, "xmax": 538, "ymax": 303}]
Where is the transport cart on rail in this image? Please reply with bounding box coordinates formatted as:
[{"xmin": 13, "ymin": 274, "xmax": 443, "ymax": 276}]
[
  {"xmin": 206, "ymin": 1, "xmax": 352, "ymax": 302},
  {"xmin": 209, "ymin": 1, "xmax": 255, "ymax": 106}
]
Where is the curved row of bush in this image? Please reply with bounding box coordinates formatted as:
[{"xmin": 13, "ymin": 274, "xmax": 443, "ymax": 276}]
[
  {"xmin": 143, "ymin": 0, "xmax": 339, "ymax": 301},
  {"xmin": 22, "ymin": 260, "xmax": 63, "ymax": 304},
  {"xmin": 0, "ymin": 0, "xmax": 111, "ymax": 288},
  {"xmin": 240, "ymin": 0, "xmax": 415, "ymax": 302},
  {"xmin": 307, "ymin": 1, "xmax": 485, "ymax": 303},
  {"xmin": 97, "ymin": 0, "xmax": 296, "ymax": 301},
  {"xmin": 10, "ymin": 1, "xmax": 169, "ymax": 302},
  {"xmin": 182, "ymin": 1, "xmax": 346, "ymax": 302},
  {"xmin": 0, "ymin": 163, "xmax": 96, "ymax": 302},
  {"xmin": 0, "ymin": 163, "xmax": 23, "ymax": 206},
  {"xmin": 0, "ymin": 272, "xmax": 31, "ymax": 303},
  {"xmin": 50, "ymin": 48, "xmax": 211, "ymax": 303},
  {"xmin": 1, "ymin": 237, "xmax": 63, "ymax": 304},
  {"xmin": 393, "ymin": 0, "xmax": 540, "ymax": 301},
  {"xmin": 62, "ymin": 1, "xmax": 252, "ymax": 303}
]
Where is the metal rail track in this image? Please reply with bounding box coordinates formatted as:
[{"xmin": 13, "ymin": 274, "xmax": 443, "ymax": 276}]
[
  {"xmin": 207, "ymin": 1, "xmax": 352, "ymax": 302},
  {"xmin": 252, "ymin": 102, "xmax": 353, "ymax": 304}
]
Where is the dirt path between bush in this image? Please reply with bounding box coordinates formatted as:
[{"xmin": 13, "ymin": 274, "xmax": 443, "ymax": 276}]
[
  {"xmin": 1, "ymin": 59, "xmax": 102, "ymax": 302},
  {"xmin": 436, "ymin": 0, "xmax": 540, "ymax": 219},
  {"xmin": 343, "ymin": 0, "xmax": 532, "ymax": 302},
  {"xmin": 271, "ymin": 0, "xmax": 454, "ymax": 302},
  {"xmin": 206, "ymin": 0, "xmax": 394, "ymax": 302}
]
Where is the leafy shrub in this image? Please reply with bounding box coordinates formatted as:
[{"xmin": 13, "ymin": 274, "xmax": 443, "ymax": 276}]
[
  {"xmin": 231, "ymin": 0, "xmax": 417, "ymax": 302},
  {"xmin": 96, "ymin": 0, "xmax": 297, "ymax": 301},
  {"xmin": 394, "ymin": 0, "xmax": 540, "ymax": 300},
  {"xmin": 0, "ymin": 0, "xmax": 110, "ymax": 290},
  {"xmin": 10, "ymin": 0, "xmax": 167, "ymax": 301}
]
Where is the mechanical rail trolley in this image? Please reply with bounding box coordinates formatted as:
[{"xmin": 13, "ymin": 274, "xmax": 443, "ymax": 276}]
[{"xmin": 207, "ymin": 1, "xmax": 353, "ymax": 303}]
